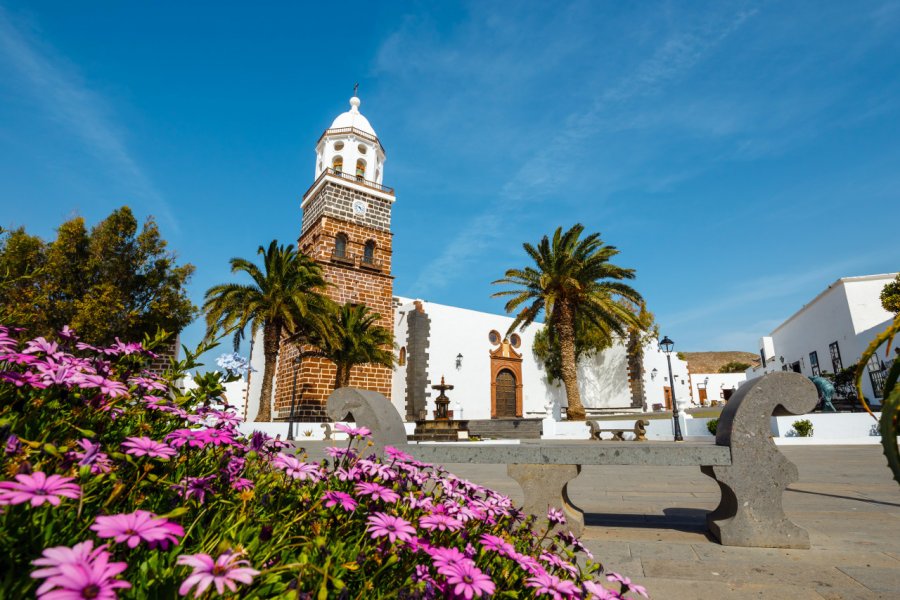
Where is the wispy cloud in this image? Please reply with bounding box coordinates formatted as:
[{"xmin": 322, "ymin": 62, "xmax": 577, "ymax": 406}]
[
  {"xmin": 0, "ymin": 7, "xmax": 175, "ymax": 230},
  {"xmin": 403, "ymin": 5, "xmax": 757, "ymax": 295}
]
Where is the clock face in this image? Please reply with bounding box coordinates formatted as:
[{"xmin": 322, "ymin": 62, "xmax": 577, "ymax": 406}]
[{"xmin": 352, "ymin": 199, "xmax": 368, "ymax": 215}]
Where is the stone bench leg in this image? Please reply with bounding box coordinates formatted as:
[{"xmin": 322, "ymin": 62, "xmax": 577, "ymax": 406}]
[
  {"xmin": 508, "ymin": 464, "xmax": 584, "ymax": 535},
  {"xmin": 701, "ymin": 373, "xmax": 818, "ymax": 549}
]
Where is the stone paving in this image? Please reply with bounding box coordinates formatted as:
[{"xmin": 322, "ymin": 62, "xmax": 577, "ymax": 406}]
[{"xmin": 439, "ymin": 445, "xmax": 900, "ymax": 600}]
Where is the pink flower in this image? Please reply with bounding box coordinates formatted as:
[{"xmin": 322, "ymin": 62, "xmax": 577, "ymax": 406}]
[
  {"xmin": 324, "ymin": 490, "xmax": 358, "ymax": 511},
  {"xmin": 419, "ymin": 513, "xmax": 463, "ymax": 532},
  {"xmin": 428, "ymin": 546, "xmax": 471, "ymax": 576},
  {"xmin": 607, "ymin": 573, "xmax": 648, "ymax": 598},
  {"xmin": 177, "ymin": 551, "xmax": 260, "ymax": 597},
  {"xmin": 91, "ymin": 510, "xmax": 184, "ymax": 549},
  {"xmin": 526, "ymin": 572, "xmax": 580, "ymax": 599},
  {"xmin": 272, "ymin": 454, "xmax": 322, "ymax": 481},
  {"xmin": 30, "ymin": 540, "xmax": 131, "ymax": 599},
  {"xmin": 0, "ymin": 472, "xmax": 81, "ymax": 507},
  {"xmin": 166, "ymin": 429, "xmax": 207, "ymax": 449},
  {"xmin": 122, "ymin": 436, "xmax": 177, "ymax": 459},
  {"xmin": 355, "ymin": 482, "xmax": 400, "ymax": 503},
  {"xmin": 585, "ymin": 580, "xmax": 623, "ymax": 599},
  {"xmin": 78, "ymin": 374, "xmax": 129, "ymax": 397},
  {"xmin": 334, "ymin": 422, "xmax": 372, "ymax": 438},
  {"xmin": 445, "ymin": 561, "xmax": 495, "ymax": 599},
  {"xmin": 172, "ymin": 476, "xmax": 215, "ymax": 504},
  {"xmin": 197, "ymin": 428, "xmax": 235, "ymax": 447},
  {"xmin": 547, "ymin": 507, "xmax": 566, "ymax": 526},
  {"xmin": 384, "ymin": 445, "xmax": 413, "ymax": 461},
  {"xmin": 479, "ymin": 533, "xmax": 515, "ymax": 556},
  {"xmin": 366, "ymin": 512, "xmax": 416, "ymax": 544},
  {"xmin": 231, "ymin": 478, "xmax": 254, "ymax": 491}
]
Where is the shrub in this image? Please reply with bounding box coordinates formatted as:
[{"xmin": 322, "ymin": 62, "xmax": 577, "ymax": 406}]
[
  {"xmin": 706, "ymin": 418, "xmax": 719, "ymax": 436},
  {"xmin": 718, "ymin": 361, "xmax": 751, "ymax": 374},
  {"xmin": 792, "ymin": 419, "xmax": 814, "ymax": 437},
  {"xmin": 0, "ymin": 325, "xmax": 645, "ymax": 598}
]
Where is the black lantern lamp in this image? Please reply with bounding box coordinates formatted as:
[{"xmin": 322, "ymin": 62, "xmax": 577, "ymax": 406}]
[
  {"xmin": 455, "ymin": 353, "xmax": 463, "ymax": 370},
  {"xmin": 658, "ymin": 335, "xmax": 684, "ymax": 442}
]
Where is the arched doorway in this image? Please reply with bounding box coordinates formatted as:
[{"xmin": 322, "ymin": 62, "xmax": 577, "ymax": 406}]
[{"xmin": 495, "ymin": 370, "xmax": 517, "ymax": 418}]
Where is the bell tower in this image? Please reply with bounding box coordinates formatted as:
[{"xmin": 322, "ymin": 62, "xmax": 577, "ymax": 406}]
[{"xmin": 272, "ymin": 94, "xmax": 396, "ymax": 420}]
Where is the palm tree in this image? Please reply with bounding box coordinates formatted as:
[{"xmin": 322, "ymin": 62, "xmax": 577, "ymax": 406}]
[
  {"xmin": 203, "ymin": 241, "xmax": 329, "ymax": 422},
  {"xmin": 303, "ymin": 302, "xmax": 394, "ymax": 389},
  {"xmin": 492, "ymin": 224, "xmax": 644, "ymax": 420}
]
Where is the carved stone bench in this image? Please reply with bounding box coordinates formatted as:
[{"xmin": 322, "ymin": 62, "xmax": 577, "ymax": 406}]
[
  {"xmin": 325, "ymin": 372, "xmax": 817, "ymax": 549},
  {"xmin": 588, "ymin": 418, "xmax": 649, "ymax": 441}
]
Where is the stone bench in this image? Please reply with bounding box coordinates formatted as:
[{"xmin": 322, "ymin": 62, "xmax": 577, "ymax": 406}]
[
  {"xmin": 588, "ymin": 418, "xmax": 649, "ymax": 441},
  {"xmin": 325, "ymin": 372, "xmax": 818, "ymax": 549}
]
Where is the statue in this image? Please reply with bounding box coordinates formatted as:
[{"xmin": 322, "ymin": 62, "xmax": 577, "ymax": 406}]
[{"xmin": 809, "ymin": 376, "xmax": 836, "ymax": 412}]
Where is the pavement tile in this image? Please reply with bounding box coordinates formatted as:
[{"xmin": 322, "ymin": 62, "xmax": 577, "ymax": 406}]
[
  {"xmin": 837, "ymin": 566, "xmax": 900, "ymax": 594},
  {"xmin": 631, "ymin": 577, "xmax": 827, "ymax": 600},
  {"xmin": 690, "ymin": 545, "xmax": 900, "ymax": 568},
  {"xmin": 641, "ymin": 558, "xmax": 873, "ymax": 599}
]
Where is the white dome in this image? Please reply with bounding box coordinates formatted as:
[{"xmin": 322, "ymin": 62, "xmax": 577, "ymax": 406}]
[{"xmin": 329, "ymin": 96, "xmax": 377, "ymax": 137}]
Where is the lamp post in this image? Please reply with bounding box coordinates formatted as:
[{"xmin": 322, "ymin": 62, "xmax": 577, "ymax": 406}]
[
  {"xmin": 659, "ymin": 336, "xmax": 684, "ymax": 442},
  {"xmin": 286, "ymin": 356, "xmax": 302, "ymax": 441}
]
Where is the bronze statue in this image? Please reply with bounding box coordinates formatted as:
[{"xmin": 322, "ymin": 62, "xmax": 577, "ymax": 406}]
[{"xmin": 809, "ymin": 376, "xmax": 836, "ymax": 412}]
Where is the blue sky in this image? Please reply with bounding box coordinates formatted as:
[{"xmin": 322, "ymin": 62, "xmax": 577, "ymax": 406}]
[{"xmin": 2, "ymin": 1, "xmax": 899, "ymax": 360}]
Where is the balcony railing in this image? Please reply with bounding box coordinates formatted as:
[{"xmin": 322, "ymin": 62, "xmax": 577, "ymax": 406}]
[
  {"xmin": 317, "ymin": 127, "xmax": 386, "ymax": 154},
  {"xmin": 360, "ymin": 256, "xmax": 383, "ymax": 271},
  {"xmin": 330, "ymin": 250, "xmax": 355, "ymax": 266},
  {"xmin": 303, "ymin": 168, "xmax": 394, "ymax": 199}
]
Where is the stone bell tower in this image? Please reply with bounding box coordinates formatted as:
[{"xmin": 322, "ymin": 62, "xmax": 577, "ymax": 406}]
[{"xmin": 272, "ymin": 94, "xmax": 395, "ymax": 420}]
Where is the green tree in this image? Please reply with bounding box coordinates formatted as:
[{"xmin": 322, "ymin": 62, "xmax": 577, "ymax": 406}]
[
  {"xmin": 0, "ymin": 208, "xmax": 194, "ymax": 344},
  {"xmin": 881, "ymin": 273, "xmax": 900, "ymax": 314},
  {"xmin": 303, "ymin": 303, "xmax": 394, "ymax": 389},
  {"xmin": 718, "ymin": 361, "xmax": 752, "ymax": 373},
  {"xmin": 203, "ymin": 241, "xmax": 329, "ymax": 422},
  {"xmin": 493, "ymin": 224, "xmax": 644, "ymax": 420}
]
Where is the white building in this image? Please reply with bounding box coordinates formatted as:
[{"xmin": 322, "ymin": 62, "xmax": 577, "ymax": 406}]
[{"xmin": 745, "ymin": 273, "xmax": 897, "ymax": 403}]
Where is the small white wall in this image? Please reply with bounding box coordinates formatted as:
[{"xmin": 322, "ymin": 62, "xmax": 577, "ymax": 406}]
[
  {"xmin": 244, "ymin": 328, "xmax": 267, "ymax": 422},
  {"xmin": 682, "ymin": 413, "xmax": 881, "ymax": 442},
  {"xmin": 641, "ymin": 345, "xmax": 692, "ymax": 412},
  {"xmin": 690, "ymin": 373, "xmax": 746, "ymax": 405}
]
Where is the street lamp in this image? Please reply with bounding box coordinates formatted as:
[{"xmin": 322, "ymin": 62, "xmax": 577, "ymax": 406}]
[{"xmin": 658, "ymin": 335, "xmax": 684, "ymax": 441}]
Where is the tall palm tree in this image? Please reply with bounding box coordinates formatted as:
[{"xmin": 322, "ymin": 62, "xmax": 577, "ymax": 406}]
[
  {"xmin": 492, "ymin": 224, "xmax": 644, "ymax": 420},
  {"xmin": 203, "ymin": 241, "xmax": 329, "ymax": 422},
  {"xmin": 303, "ymin": 302, "xmax": 394, "ymax": 389}
]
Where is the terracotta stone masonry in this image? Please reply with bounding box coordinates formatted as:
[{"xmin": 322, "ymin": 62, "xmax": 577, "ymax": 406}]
[{"xmin": 273, "ymin": 180, "xmax": 394, "ymax": 421}]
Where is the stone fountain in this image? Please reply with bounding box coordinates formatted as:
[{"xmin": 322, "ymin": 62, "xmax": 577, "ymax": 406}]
[{"xmin": 408, "ymin": 376, "xmax": 470, "ymax": 442}]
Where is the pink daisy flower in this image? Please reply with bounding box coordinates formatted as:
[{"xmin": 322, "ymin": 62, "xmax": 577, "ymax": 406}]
[
  {"xmin": 323, "ymin": 490, "xmax": 358, "ymax": 511},
  {"xmin": 419, "ymin": 513, "xmax": 463, "ymax": 532},
  {"xmin": 607, "ymin": 573, "xmax": 649, "ymax": 598},
  {"xmin": 334, "ymin": 422, "xmax": 372, "ymax": 438},
  {"xmin": 91, "ymin": 510, "xmax": 185, "ymax": 549},
  {"xmin": 272, "ymin": 455, "xmax": 322, "ymax": 481},
  {"xmin": 30, "ymin": 540, "xmax": 130, "ymax": 599},
  {"xmin": 355, "ymin": 482, "xmax": 400, "ymax": 503},
  {"xmin": 177, "ymin": 551, "xmax": 260, "ymax": 597},
  {"xmin": 428, "ymin": 546, "xmax": 471, "ymax": 577},
  {"xmin": 526, "ymin": 572, "xmax": 580, "ymax": 599},
  {"xmin": 445, "ymin": 561, "xmax": 496, "ymax": 599},
  {"xmin": 0, "ymin": 472, "xmax": 81, "ymax": 507},
  {"xmin": 547, "ymin": 507, "xmax": 566, "ymax": 526},
  {"xmin": 384, "ymin": 445, "xmax": 413, "ymax": 462},
  {"xmin": 122, "ymin": 436, "xmax": 177, "ymax": 459},
  {"xmin": 366, "ymin": 512, "xmax": 416, "ymax": 544},
  {"xmin": 166, "ymin": 429, "xmax": 207, "ymax": 449},
  {"xmin": 479, "ymin": 533, "xmax": 515, "ymax": 556},
  {"xmin": 584, "ymin": 580, "xmax": 623, "ymax": 599}
]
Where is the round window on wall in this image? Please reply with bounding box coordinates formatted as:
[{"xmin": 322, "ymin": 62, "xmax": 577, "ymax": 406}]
[
  {"xmin": 334, "ymin": 141, "xmax": 344, "ymax": 151},
  {"xmin": 489, "ymin": 330, "xmax": 501, "ymax": 345},
  {"xmin": 509, "ymin": 333, "xmax": 521, "ymax": 348},
  {"xmin": 358, "ymin": 144, "xmax": 367, "ymax": 154}
]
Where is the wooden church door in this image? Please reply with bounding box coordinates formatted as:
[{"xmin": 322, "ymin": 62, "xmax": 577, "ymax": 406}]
[{"xmin": 495, "ymin": 370, "xmax": 517, "ymax": 418}]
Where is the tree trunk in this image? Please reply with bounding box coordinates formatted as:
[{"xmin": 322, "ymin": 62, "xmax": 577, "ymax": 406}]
[
  {"xmin": 341, "ymin": 366, "xmax": 352, "ymax": 388},
  {"xmin": 333, "ymin": 364, "xmax": 343, "ymax": 392},
  {"xmin": 256, "ymin": 321, "xmax": 280, "ymax": 422},
  {"xmin": 555, "ymin": 300, "xmax": 585, "ymax": 420}
]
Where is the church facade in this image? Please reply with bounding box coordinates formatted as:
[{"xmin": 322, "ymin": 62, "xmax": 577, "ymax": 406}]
[{"xmin": 246, "ymin": 95, "xmax": 736, "ymax": 425}]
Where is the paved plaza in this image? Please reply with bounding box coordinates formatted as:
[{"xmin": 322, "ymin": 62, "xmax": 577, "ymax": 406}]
[
  {"xmin": 302, "ymin": 442, "xmax": 899, "ymax": 599},
  {"xmin": 441, "ymin": 445, "xmax": 900, "ymax": 600}
]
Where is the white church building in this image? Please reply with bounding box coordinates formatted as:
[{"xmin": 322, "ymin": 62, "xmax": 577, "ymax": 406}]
[{"xmin": 244, "ymin": 94, "xmax": 747, "ymax": 429}]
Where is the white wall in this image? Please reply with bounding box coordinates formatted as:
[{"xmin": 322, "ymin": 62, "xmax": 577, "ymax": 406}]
[
  {"xmin": 689, "ymin": 373, "xmax": 746, "ymax": 406},
  {"xmin": 745, "ymin": 274, "xmax": 896, "ymax": 401},
  {"xmin": 244, "ymin": 328, "xmax": 267, "ymax": 422},
  {"xmin": 392, "ymin": 298, "xmax": 640, "ymax": 422},
  {"xmin": 641, "ymin": 345, "xmax": 691, "ymax": 412}
]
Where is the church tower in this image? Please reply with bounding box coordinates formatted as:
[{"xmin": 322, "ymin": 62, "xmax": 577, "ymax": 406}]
[{"xmin": 272, "ymin": 94, "xmax": 395, "ymax": 420}]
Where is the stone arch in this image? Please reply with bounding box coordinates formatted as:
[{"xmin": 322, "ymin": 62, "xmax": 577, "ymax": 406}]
[
  {"xmin": 334, "ymin": 232, "xmax": 349, "ymax": 258},
  {"xmin": 490, "ymin": 339, "xmax": 523, "ymax": 418}
]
